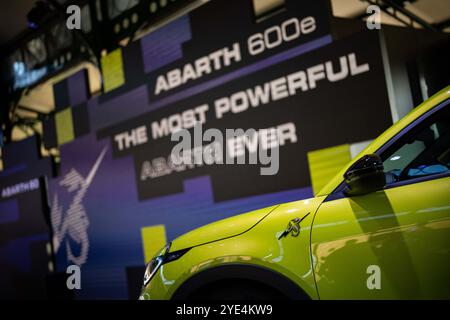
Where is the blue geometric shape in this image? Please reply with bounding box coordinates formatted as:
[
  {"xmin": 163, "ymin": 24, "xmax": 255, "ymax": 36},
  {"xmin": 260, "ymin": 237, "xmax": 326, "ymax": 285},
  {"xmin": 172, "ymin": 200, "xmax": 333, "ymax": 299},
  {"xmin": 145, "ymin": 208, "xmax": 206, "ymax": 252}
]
[
  {"xmin": 0, "ymin": 199, "xmax": 19, "ymax": 224},
  {"xmin": 141, "ymin": 15, "xmax": 192, "ymax": 74}
]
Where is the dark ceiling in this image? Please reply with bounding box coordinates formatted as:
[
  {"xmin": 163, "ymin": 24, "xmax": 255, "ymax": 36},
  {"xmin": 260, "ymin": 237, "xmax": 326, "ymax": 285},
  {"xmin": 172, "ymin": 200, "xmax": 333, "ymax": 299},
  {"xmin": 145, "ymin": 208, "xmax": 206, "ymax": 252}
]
[
  {"xmin": 0, "ymin": 0, "xmax": 36, "ymax": 47},
  {"xmin": 0, "ymin": 0, "xmax": 448, "ymax": 51}
]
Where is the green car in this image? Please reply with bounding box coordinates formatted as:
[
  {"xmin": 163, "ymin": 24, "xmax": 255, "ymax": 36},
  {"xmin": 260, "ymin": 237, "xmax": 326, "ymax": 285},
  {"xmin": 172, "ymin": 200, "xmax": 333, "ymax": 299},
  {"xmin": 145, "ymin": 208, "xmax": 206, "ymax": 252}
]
[{"xmin": 140, "ymin": 86, "xmax": 450, "ymax": 300}]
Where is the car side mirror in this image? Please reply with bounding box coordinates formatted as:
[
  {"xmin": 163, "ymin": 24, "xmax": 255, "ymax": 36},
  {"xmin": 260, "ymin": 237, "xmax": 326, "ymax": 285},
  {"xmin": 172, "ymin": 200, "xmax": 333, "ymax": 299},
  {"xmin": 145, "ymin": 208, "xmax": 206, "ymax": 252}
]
[{"xmin": 343, "ymin": 154, "xmax": 386, "ymax": 196}]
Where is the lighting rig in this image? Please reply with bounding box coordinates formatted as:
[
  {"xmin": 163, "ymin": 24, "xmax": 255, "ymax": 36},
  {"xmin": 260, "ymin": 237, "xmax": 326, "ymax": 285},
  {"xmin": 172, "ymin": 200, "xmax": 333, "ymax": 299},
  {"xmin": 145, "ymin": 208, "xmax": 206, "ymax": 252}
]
[{"xmin": 0, "ymin": 0, "xmax": 197, "ymax": 144}]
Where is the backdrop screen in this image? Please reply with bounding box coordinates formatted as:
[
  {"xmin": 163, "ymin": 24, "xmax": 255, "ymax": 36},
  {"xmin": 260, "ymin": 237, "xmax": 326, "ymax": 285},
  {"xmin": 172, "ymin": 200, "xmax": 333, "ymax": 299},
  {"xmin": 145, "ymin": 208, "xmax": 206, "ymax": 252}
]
[{"xmin": 45, "ymin": 0, "xmax": 392, "ymax": 299}]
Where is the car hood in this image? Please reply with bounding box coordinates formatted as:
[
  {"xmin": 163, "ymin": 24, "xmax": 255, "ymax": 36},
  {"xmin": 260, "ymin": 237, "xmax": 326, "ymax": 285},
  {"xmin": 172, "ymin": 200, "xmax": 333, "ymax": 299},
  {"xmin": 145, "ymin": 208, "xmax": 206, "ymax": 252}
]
[{"xmin": 170, "ymin": 205, "xmax": 279, "ymax": 251}]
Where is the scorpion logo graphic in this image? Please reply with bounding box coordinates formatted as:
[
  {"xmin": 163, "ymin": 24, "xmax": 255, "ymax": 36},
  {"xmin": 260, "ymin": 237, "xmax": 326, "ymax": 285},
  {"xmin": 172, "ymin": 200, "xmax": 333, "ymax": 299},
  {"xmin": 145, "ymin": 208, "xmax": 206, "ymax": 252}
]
[
  {"xmin": 51, "ymin": 147, "xmax": 107, "ymax": 266},
  {"xmin": 278, "ymin": 212, "xmax": 310, "ymax": 240}
]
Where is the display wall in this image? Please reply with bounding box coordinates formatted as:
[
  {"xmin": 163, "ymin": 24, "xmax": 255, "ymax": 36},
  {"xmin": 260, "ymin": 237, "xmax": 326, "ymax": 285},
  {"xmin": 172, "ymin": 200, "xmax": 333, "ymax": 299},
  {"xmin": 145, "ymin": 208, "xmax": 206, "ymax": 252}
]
[
  {"xmin": 1, "ymin": 0, "xmax": 406, "ymax": 299},
  {"xmin": 0, "ymin": 136, "xmax": 54, "ymax": 299},
  {"xmin": 45, "ymin": 0, "xmax": 395, "ymax": 299}
]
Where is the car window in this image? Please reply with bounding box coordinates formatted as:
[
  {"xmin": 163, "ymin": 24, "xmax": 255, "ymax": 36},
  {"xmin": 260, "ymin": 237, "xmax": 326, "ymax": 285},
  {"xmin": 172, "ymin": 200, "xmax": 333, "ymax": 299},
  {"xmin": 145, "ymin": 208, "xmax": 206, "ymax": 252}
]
[{"xmin": 381, "ymin": 103, "xmax": 450, "ymax": 184}]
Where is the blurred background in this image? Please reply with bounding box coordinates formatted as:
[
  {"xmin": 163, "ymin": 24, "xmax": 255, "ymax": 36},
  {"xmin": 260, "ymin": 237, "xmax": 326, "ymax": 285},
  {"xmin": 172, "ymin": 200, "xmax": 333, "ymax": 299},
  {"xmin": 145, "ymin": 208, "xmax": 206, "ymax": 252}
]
[{"xmin": 0, "ymin": 0, "xmax": 449, "ymax": 299}]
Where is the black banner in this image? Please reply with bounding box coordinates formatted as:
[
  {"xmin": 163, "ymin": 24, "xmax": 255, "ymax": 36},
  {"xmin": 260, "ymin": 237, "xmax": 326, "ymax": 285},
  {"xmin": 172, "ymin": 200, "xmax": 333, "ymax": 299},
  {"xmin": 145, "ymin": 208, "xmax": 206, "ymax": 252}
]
[{"xmin": 98, "ymin": 30, "xmax": 392, "ymax": 202}]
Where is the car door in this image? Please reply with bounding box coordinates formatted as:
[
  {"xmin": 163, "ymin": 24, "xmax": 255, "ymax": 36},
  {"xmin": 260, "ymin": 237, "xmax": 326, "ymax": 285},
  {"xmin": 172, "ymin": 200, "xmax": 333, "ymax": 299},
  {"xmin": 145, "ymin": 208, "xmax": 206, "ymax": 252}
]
[{"xmin": 311, "ymin": 100, "xmax": 450, "ymax": 299}]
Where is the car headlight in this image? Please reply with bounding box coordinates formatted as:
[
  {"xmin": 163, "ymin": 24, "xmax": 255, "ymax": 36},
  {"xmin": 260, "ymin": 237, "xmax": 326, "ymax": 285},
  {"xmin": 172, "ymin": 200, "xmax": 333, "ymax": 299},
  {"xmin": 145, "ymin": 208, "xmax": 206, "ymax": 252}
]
[
  {"xmin": 142, "ymin": 243, "xmax": 190, "ymax": 286},
  {"xmin": 143, "ymin": 255, "xmax": 164, "ymax": 286}
]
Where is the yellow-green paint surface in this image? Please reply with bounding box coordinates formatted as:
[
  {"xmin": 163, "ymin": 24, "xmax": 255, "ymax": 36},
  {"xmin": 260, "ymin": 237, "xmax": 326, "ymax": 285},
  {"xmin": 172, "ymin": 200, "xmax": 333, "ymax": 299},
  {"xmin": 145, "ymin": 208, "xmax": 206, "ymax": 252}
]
[
  {"xmin": 101, "ymin": 48, "xmax": 125, "ymax": 93},
  {"xmin": 144, "ymin": 198, "xmax": 325, "ymax": 300},
  {"xmin": 307, "ymin": 144, "xmax": 351, "ymax": 195},
  {"xmin": 141, "ymin": 225, "xmax": 167, "ymax": 263},
  {"xmin": 55, "ymin": 108, "xmax": 74, "ymax": 145}
]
